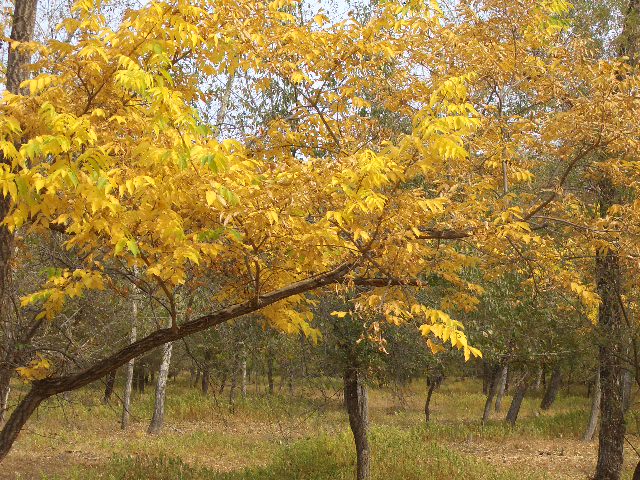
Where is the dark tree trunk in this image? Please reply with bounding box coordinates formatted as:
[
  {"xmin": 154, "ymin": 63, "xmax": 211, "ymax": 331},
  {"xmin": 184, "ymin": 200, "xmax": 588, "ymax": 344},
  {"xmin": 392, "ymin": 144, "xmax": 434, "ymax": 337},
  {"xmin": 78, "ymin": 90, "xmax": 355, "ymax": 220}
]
[
  {"xmin": 102, "ymin": 370, "xmax": 116, "ymax": 404},
  {"xmin": 218, "ymin": 369, "xmax": 226, "ymax": 394},
  {"xmin": 633, "ymin": 461, "xmax": 640, "ymax": 480},
  {"xmin": 135, "ymin": 364, "xmax": 145, "ymax": 394},
  {"xmin": 506, "ymin": 372, "xmax": 531, "ymax": 426},
  {"xmin": 0, "ymin": 0, "xmax": 39, "ymax": 429},
  {"xmin": 482, "ymin": 364, "xmax": 501, "ymax": 425},
  {"xmin": 594, "ymin": 178, "xmax": 625, "ymax": 480},
  {"xmin": 0, "ymin": 389, "xmax": 45, "ymax": 461},
  {"xmin": 540, "ymin": 364, "xmax": 562, "ymax": 410},
  {"xmin": 482, "ymin": 362, "xmax": 490, "ymax": 395},
  {"xmin": 344, "ymin": 366, "xmax": 370, "ymax": 480},
  {"xmin": 425, "ymin": 374, "xmax": 443, "ymax": 423}
]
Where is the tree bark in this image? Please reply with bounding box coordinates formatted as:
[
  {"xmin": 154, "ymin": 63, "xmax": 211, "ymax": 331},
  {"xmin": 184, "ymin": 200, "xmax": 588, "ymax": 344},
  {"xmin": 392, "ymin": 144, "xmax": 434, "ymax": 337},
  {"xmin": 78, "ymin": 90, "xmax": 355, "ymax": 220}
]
[
  {"xmin": 344, "ymin": 366, "xmax": 370, "ymax": 480},
  {"xmin": 148, "ymin": 341, "xmax": 173, "ymax": 434},
  {"xmin": 425, "ymin": 374, "xmax": 443, "ymax": 423},
  {"xmin": 594, "ymin": 178, "xmax": 626, "ymax": 480},
  {"xmin": 495, "ymin": 365, "xmax": 508, "ymax": 413},
  {"xmin": 0, "ymin": 0, "xmax": 39, "ymax": 429},
  {"xmin": 0, "ymin": 389, "xmax": 44, "ymax": 461},
  {"xmin": 482, "ymin": 364, "xmax": 501, "ymax": 425},
  {"xmin": 584, "ymin": 370, "xmax": 601, "ymax": 442},
  {"xmin": 540, "ymin": 364, "xmax": 562, "ymax": 410},
  {"xmin": 102, "ymin": 370, "xmax": 116, "ymax": 404},
  {"xmin": 506, "ymin": 372, "xmax": 531, "ymax": 426}
]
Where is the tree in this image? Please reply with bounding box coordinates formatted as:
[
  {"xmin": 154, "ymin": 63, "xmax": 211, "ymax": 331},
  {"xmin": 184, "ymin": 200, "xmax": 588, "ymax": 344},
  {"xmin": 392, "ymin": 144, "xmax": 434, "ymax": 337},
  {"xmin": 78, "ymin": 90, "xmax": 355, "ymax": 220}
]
[{"xmin": 2, "ymin": 3, "xmax": 640, "ymax": 475}]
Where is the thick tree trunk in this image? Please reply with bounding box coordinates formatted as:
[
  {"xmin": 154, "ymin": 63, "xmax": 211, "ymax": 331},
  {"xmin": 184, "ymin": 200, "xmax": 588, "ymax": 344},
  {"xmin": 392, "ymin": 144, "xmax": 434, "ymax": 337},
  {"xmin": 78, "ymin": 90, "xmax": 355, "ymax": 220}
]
[
  {"xmin": 0, "ymin": 0, "xmax": 39, "ymax": 430},
  {"xmin": 0, "ymin": 389, "xmax": 45, "ymax": 461},
  {"xmin": 506, "ymin": 372, "xmax": 531, "ymax": 426},
  {"xmin": 344, "ymin": 366, "xmax": 370, "ymax": 480},
  {"xmin": 594, "ymin": 178, "xmax": 626, "ymax": 480},
  {"xmin": 495, "ymin": 365, "xmax": 508, "ymax": 413},
  {"xmin": 540, "ymin": 364, "xmax": 562, "ymax": 410},
  {"xmin": 102, "ymin": 370, "xmax": 116, "ymax": 404},
  {"xmin": 148, "ymin": 341, "xmax": 173, "ymax": 434},
  {"xmin": 584, "ymin": 370, "xmax": 601, "ymax": 442},
  {"xmin": 482, "ymin": 364, "xmax": 501, "ymax": 425}
]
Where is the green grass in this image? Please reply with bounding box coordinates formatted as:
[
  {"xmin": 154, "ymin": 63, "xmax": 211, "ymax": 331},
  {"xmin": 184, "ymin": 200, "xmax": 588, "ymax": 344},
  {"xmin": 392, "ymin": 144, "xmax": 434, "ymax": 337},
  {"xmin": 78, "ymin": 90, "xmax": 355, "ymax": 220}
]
[
  {"xmin": 4, "ymin": 377, "xmax": 627, "ymax": 479},
  {"xmin": 45, "ymin": 426, "xmax": 547, "ymax": 480}
]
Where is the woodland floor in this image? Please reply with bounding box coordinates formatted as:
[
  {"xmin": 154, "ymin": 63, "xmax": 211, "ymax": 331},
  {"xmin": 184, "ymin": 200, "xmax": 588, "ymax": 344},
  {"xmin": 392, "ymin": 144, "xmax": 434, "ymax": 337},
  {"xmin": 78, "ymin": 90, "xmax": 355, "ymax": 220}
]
[{"xmin": 1, "ymin": 377, "xmax": 638, "ymax": 479}]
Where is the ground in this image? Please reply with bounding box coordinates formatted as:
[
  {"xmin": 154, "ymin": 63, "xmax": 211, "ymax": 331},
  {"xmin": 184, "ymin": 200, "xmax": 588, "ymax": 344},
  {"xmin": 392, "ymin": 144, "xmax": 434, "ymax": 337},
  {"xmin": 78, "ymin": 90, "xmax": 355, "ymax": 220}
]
[{"xmin": 1, "ymin": 377, "xmax": 637, "ymax": 479}]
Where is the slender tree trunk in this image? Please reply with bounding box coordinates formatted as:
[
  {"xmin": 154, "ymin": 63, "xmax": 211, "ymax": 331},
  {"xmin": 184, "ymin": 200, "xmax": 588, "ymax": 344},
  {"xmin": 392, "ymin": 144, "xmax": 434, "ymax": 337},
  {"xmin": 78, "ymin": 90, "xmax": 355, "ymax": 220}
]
[
  {"xmin": 482, "ymin": 362, "xmax": 490, "ymax": 395},
  {"xmin": 495, "ymin": 365, "xmax": 508, "ymax": 413},
  {"xmin": 506, "ymin": 372, "xmax": 531, "ymax": 426},
  {"xmin": 218, "ymin": 369, "xmax": 226, "ymax": 394},
  {"xmin": 121, "ymin": 301, "xmax": 138, "ymax": 430},
  {"xmin": 202, "ymin": 349, "xmax": 211, "ymax": 395},
  {"xmin": 267, "ymin": 352, "xmax": 274, "ymax": 394},
  {"xmin": 535, "ymin": 367, "xmax": 543, "ymax": 390},
  {"xmin": 540, "ymin": 364, "xmax": 562, "ymax": 410},
  {"xmin": 288, "ymin": 362, "xmax": 294, "ymax": 396},
  {"xmin": 102, "ymin": 370, "xmax": 116, "ymax": 404},
  {"xmin": 240, "ymin": 346, "xmax": 247, "ymax": 400},
  {"xmin": 137, "ymin": 363, "xmax": 145, "ymax": 394},
  {"xmin": 148, "ymin": 341, "xmax": 173, "ymax": 434},
  {"xmin": 344, "ymin": 366, "xmax": 370, "ymax": 480},
  {"xmin": 229, "ymin": 358, "xmax": 238, "ymax": 404},
  {"xmin": 425, "ymin": 374, "xmax": 443, "ymax": 423},
  {"xmin": 482, "ymin": 364, "xmax": 501, "ymax": 425},
  {"xmin": 584, "ymin": 370, "xmax": 601, "ymax": 442}
]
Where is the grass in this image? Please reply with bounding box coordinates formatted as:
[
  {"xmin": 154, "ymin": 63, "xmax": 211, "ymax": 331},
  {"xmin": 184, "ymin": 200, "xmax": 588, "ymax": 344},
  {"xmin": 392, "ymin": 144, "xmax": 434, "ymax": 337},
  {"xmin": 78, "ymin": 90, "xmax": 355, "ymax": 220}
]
[{"xmin": 3, "ymin": 376, "xmax": 636, "ymax": 479}]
